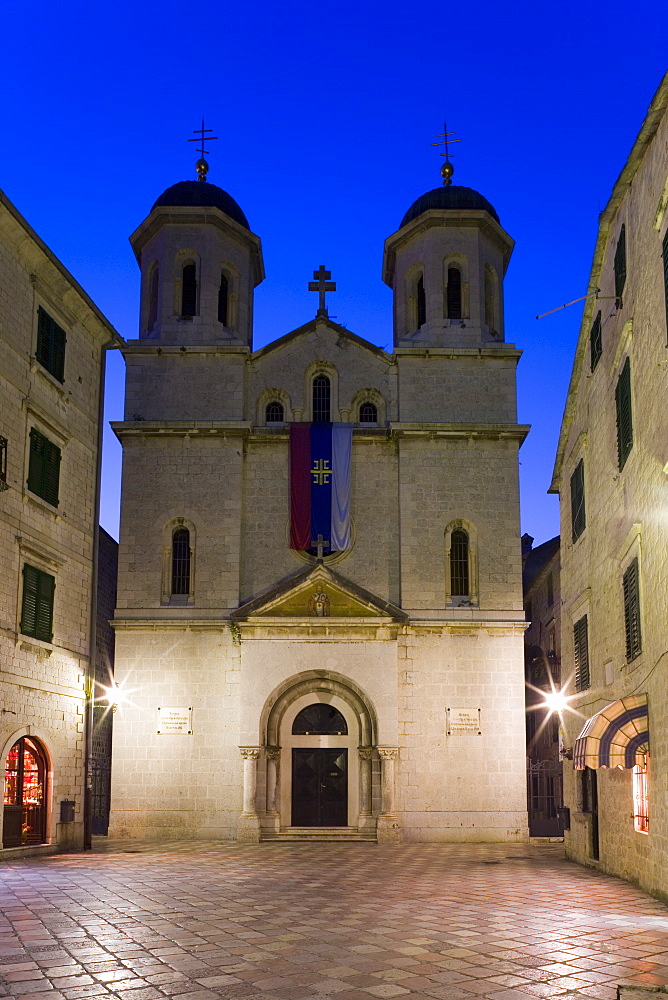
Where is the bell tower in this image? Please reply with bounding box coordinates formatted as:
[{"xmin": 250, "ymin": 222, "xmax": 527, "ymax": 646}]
[
  {"xmin": 129, "ymin": 154, "xmax": 264, "ymax": 348},
  {"xmin": 382, "ymin": 155, "xmax": 514, "ymax": 349}
]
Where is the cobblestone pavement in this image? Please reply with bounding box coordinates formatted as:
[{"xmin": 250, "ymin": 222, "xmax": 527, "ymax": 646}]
[{"xmin": 2, "ymin": 841, "xmax": 668, "ymax": 1000}]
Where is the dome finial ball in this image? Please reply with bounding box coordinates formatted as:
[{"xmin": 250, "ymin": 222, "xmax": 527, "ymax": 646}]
[
  {"xmin": 441, "ymin": 161, "xmax": 454, "ymax": 187},
  {"xmin": 196, "ymin": 157, "xmax": 209, "ymax": 181}
]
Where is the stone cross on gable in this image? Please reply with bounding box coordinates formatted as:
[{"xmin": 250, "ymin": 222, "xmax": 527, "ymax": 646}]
[
  {"xmin": 310, "ymin": 533, "xmax": 329, "ymax": 560},
  {"xmin": 308, "ymin": 265, "xmax": 336, "ymax": 317}
]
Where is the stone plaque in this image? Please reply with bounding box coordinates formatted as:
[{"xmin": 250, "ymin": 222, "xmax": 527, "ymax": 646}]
[
  {"xmin": 157, "ymin": 707, "xmax": 193, "ymax": 735},
  {"xmin": 446, "ymin": 707, "xmax": 481, "ymax": 736}
]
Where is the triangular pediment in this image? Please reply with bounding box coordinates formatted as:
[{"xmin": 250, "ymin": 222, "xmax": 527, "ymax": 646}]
[
  {"xmin": 232, "ymin": 563, "xmax": 407, "ymax": 621},
  {"xmin": 251, "ymin": 317, "xmax": 392, "ymax": 364}
]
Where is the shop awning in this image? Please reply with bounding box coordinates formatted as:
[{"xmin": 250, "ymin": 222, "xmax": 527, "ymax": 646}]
[{"xmin": 573, "ymin": 694, "xmax": 649, "ymax": 770}]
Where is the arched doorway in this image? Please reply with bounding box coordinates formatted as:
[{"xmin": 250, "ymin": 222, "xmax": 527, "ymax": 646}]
[
  {"xmin": 3, "ymin": 737, "xmax": 48, "ymax": 847},
  {"xmin": 291, "ymin": 703, "xmax": 349, "ymax": 827}
]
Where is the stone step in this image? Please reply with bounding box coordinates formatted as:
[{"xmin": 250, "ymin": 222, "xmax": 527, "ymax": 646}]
[{"xmin": 262, "ymin": 827, "xmax": 377, "ymax": 843}]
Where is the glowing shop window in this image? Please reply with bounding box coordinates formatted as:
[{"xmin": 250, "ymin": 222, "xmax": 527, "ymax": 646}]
[{"xmin": 633, "ymin": 762, "xmax": 649, "ymax": 834}]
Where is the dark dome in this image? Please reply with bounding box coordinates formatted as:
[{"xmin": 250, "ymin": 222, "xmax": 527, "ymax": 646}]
[
  {"xmin": 400, "ymin": 185, "xmax": 499, "ymax": 228},
  {"xmin": 152, "ymin": 180, "xmax": 250, "ymax": 229}
]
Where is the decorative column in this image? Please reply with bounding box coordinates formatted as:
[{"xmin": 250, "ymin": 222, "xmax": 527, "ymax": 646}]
[
  {"xmin": 377, "ymin": 746, "xmax": 401, "ymax": 843},
  {"xmin": 265, "ymin": 747, "xmax": 280, "ymax": 831},
  {"xmin": 237, "ymin": 747, "xmax": 261, "ymax": 842},
  {"xmin": 358, "ymin": 748, "xmax": 373, "ymax": 828}
]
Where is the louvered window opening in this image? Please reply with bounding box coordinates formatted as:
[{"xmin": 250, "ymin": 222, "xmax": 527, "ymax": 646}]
[
  {"xmin": 615, "ymin": 357, "xmax": 633, "ymax": 470},
  {"xmin": 573, "ymin": 614, "xmax": 590, "ymax": 692},
  {"xmin": 266, "ymin": 401, "xmax": 284, "ymax": 422},
  {"xmin": 623, "ymin": 556, "xmax": 642, "ymax": 661},
  {"xmin": 633, "ymin": 764, "xmax": 649, "ymax": 833},
  {"xmin": 614, "ymin": 224, "xmax": 627, "ymax": 303},
  {"xmin": 171, "ymin": 529, "xmax": 191, "ymax": 595},
  {"xmin": 36, "ymin": 307, "xmax": 66, "ymax": 382},
  {"xmin": 450, "ymin": 529, "xmax": 470, "ymax": 596},
  {"xmin": 312, "ymin": 375, "xmax": 331, "ymax": 422},
  {"xmin": 292, "ymin": 703, "xmax": 348, "ymax": 735},
  {"xmin": 218, "ymin": 273, "xmax": 229, "ymax": 325},
  {"xmin": 0, "ymin": 435, "xmax": 6, "ymax": 485},
  {"xmin": 181, "ymin": 264, "xmax": 197, "ymax": 317},
  {"xmin": 21, "ymin": 565, "xmax": 55, "ymax": 643},
  {"xmin": 148, "ymin": 267, "xmax": 159, "ymax": 331},
  {"xmin": 484, "ymin": 269, "xmax": 495, "ymax": 331},
  {"xmin": 663, "ymin": 230, "xmax": 668, "ymax": 340},
  {"xmin": 447, "ymin": 266, "xmax": 462, "ymax": 319},
  {"xmin": 416, "ymin": 274, "xmax": 426, "ymax": 328},
  {"xmin": 590, "ymin": 311, "xmax": 602, "ymax": 371},
  {"xmin": 359, "ymin": 402, "xmax": 377, "ymax": 423},
  {"xmin": 570, "ymin": 459, "xmax": 586, "ymax": 542},
  {"xmin": 27, "ymin": 428, "xmax": 61, "ymax": 507}
]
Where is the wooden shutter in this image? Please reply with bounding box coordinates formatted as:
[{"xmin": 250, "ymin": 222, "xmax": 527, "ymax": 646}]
[
  {"xmin": 27, "ymin": 429, "xmax": 60, "ymax": 506},
  {"xmin": 623, "ymin": 557, "xmax": 642, "ymax": 661},
  {"xmin": 573, "ymin": 615, "xmax": 590, "ymax": 691},
  {"xmin": 27, "ymin": 429, "xmax": 46, "ymax": 495},
  {"xmin": 590, "ymin": 311, "xmax": 602, "ymax": 371},
  {"xmin": 615, "ymin": 358, "xmax": 633, "ymax": 469},
  {"xmin": 21, "ymin": 565, "xmax": 54, "ymax": 642},
  {"xmin": 21, "ymin": 564, "xmax": 39, "ymax": 637},
  {"xmin": 570, "ymin": 459, "xmax": 586, "ymax": 542},
  {"xmin": 42, "ymin": 438, "xmax": 61, "ymax": 506},
  {"xmin": 36, "ymin": 307, "xmax": 66, "ymax": 382},
  {"xmin": 614, "ymin": 224, "xmax": 627, "ymax": 302}
]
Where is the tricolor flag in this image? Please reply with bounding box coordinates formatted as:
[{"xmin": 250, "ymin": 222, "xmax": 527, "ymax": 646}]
[{"xmin": 290, "ymin": 423, "xmax": 353, "ymax": 552}]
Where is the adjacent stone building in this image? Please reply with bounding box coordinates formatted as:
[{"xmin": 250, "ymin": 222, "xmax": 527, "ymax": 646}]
[
  {"xmin": 0, "ymin": 190, "xmax": 120, "ymax": 855},
  {"xmin": 109, "ymin": 158, "xmax": 530, "ymax": 843},
  {"xmin": 551, "ymin": 73, "xmax": 668, "ymax": 895}
]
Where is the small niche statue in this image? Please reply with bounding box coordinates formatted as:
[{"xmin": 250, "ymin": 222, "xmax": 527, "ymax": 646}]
[{"xmin": 308, "ymin": 588, "xmax": 330, "ymax": 617}]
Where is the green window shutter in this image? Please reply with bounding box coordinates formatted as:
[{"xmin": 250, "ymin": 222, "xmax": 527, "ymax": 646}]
[
  {"xmin": 570, "ymin": 459, "xmax": 586, "ymax": 542},
  {"xmin": 573, "ymin": 615, "xmax": 590, "ymax": 691},
  {"xmin": 662, "ymin": 230, "xmax": 668, "ymax": 339},
  {"xmin": 27, "ymin": 428, "xmax": 61, "ymax": 506},
  {"xmin": 614, "ymin": 224, "xmax": 627, "ymax": 302},
  {"xmin": 35, "ymin": 306, "xmax": 66, "ymax": 382},
  {"xmin": 21, "ymin": 565, "xmax": 55, "ymax": 642},
  {"xmin": 623, "ymin": 557, "xmax": 642, "ymax": 661},
  {"xmin": 590, "ymin": 311, "xmax": 602, "ymax": 371},
  {"xmin": 615, "ymin": 357, "xmax": 633, "ymax": 469}
]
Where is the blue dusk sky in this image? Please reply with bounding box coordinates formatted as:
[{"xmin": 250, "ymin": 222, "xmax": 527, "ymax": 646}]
[{"xmin": 2, "ymin": 1, "xmax": 666, "ymax": 545}]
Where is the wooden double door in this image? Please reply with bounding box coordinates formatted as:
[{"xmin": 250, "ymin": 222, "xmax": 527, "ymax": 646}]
[{"xmin": 292, "ymin": 748, "xmax": 347, "ymax": 827}]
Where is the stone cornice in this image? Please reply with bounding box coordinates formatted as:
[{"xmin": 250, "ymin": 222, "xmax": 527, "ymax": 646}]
[
  {"xmin": 120, "ymin": 343, "xmax": 251, "ymax": 357},
  {"xmin": 390, "ymin": 423, "xmax": 530, "ymax": 443},
  {"xmin": 111, "ymin": 421, "xmax": 252, "ymax": 441},
  {"xmin": 111, "ymin": 617, "xmax": 527, "ymax": 636},
  {"xmin": 394, "ymin": 346, "xmax": 521, "ymax": 360}
]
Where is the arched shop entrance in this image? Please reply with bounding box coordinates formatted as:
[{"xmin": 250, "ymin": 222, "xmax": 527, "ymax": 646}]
[{"xmin": 3, "ymin": 736, "xmax": 48, "ymax": 847}]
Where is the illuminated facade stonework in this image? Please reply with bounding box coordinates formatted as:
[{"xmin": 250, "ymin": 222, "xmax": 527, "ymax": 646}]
[
  {"xmin": 109, "ymin": 170, "xmax": 530, "ymax": 843},
  {"xmin": 551, "ymin": 74, "xmax": 668, "ymax": 896}
]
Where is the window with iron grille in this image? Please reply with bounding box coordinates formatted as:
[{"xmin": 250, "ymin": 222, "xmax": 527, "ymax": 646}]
[
  {"xmin": 633, "ymin": 763, "xmax": 649, "ymax": 833},
  {"xmin": 450, "ymin": 529, "xmax": 469, "ymax": 597},
  {"xmin": 416, "ymin": 274, "xmax": 426, "ymax": 328},
  {"xmin": 614, "ymin": 224, "xmax": 626, "ymax": 304},
  {"xmin": 615, "ymin": 357, "xmax": 633, "ymax": 470},
  {"xmin": 623, "ymin": 556, "xmax": 642, "ymax": 661},
  {"xmin": 446, "ymin": 266, "xmax": 462, "ymax": 319},
  {"xmin": 573, "ymin": 615, "xmax": 590, "ymax": 691},
  {"xmin": 359, "ymin": 402, "xmax": 377, "ymax": 423},
  {"xmin": 590, "ymin": 311, "xmax": 602, "ymax": 371},
  {"xmin": 36, "ymin": 306, "xmax": 66, "ymax": 382},
  {"xmin": 0, "ymin": 435, "xmax": 7, "ymax": 488},
  {"xmin": 218, "ymin": 272, "xmax": 229, "ymax": 325},
  {"xmin": 570, "ymin": 459, "xmax": 586, "ymax": 542},
  {"xmin": 663, "ymin": 230, "xmax": 668, "ymax": 340},
  {"xmin": 312, "ymin": 375, "xmax": 331, "ymax": 422},
  {"xmin": 171, "ymin": 529, "xmax": 191, "ymax": 595},
  {"xmin": 181, "ymin": 263, "xmax": 197, "ymax": 317},
  {"xmin": 21, "ymin": 564, "xmax": 55, "ymax": 642},
  {"xmin": 266, "ymin": 401, "xmax": 284, "ymax": 423},
  {"xmin": 27, "ymin": 428, "xmax": 61, "ymax": 506}
]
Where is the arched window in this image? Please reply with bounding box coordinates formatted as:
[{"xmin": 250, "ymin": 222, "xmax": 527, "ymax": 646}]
[
  {"xmin": 416, "ymin": 274, "xmax": 426, "ymax": 328},
  {"xmin": 292, "ymin": 704, "xmax": 348, "ymax": 735},
  {"xmin": 359, "ymin": 402, "xmax": 377, "ymax": 424},
  {"xmin": 266, "ymin": 401, "xmax": 284, "ymax": 423},
  {"xmin": 3, "ymin": 736, "xmax": 48, "ymax": 847},
  {"xmin": 148, "ymin": 266, "xmax": 159, "ymax": 331},
  {"xmin": 447, "ymin": 266, "xmax": 462, "ymax": 319},
  {"xmin": 171, "ymin": 528, "xmax": 191, "ymax": 595},
  {"xmin": 218, "ymin": 272, "xmax": 229, "ymax": 325},
  {"xmin": 450, "ymin": 529, "xmax": 470, "ymax": 597},
  {"xmin": 484, "ymin": 266, "xmax": 497, "ymax": 333},
  {"xmin": 181, "ymin": 263, "xmax": 197, "ymax": 317},
  {"xmin": 313, "ymin": 375, "xmax": 331, "ymax": 422}
]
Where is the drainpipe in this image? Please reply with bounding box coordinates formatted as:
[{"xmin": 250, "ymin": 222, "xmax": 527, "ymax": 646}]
[{"xmin": 83, "ymin": 333, "xmax": 123, "ymax": 850}]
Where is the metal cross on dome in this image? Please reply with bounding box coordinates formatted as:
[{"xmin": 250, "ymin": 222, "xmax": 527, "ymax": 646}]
[
  {"xmin": 308, "ymin": 265, "xmax": 336, "ymax": 317},
  {"xmin": 188, "ymin": 119, "xmax": 218, "ymax": 181},
  {"xmin": 432, "ymin": 121, "xmax": 460, "ymax": 186}
]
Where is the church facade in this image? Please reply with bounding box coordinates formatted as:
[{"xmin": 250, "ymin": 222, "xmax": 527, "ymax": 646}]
[{"xmin": 109, "ymin": 161, "xmax": 530, "ymax": 843}]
